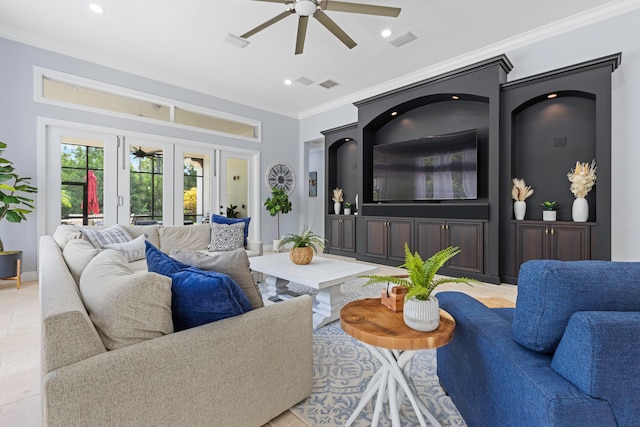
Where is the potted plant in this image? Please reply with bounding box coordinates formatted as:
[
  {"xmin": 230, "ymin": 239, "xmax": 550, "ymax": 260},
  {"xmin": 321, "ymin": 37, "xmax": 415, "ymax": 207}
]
[
  {"xmin": 567, "ymin": 159, "xmax": 596, "ymax": 222},
  {"xmin": 0, "ymin": 141, "xmax": 38, "ymax": 283},
  {"xmin": 264, "ymin": 187, "xmax": 292, "ymax": 252},
  {"xmin": 344, "ymin": 202, "xmax": 352, "ymax": 215},
  {"xmin": 362, "ymin": 243, "xmax": 476, "ymax": 331},
  {"xmin": 276, "ymin": 228, "xmax": 326, "ymax": 265},
  {"xmin": 540, "ymin": 200, "xmax": 559, "ymax": 221},
  {"xmin": 511, "ymin": 178, "xmax": 534, "ymax": 220}
]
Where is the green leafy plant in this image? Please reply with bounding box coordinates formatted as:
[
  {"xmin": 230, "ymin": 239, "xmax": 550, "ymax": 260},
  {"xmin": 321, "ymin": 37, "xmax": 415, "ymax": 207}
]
[
  {"xmin": 540, "ymin": 200, "xmax": 559, "ymax": 211},
  {"xmin": 276, "ymin": 228, "xmax": 326, "ymax": 253},
  {"xmin": 226, "ymin": 204, "xmax": 240, "ymax": 218},
  {"xmin": 0, "ymin": 141, "xmax": 38, "ymax": 251},
  {"xmin": 264, "ymin": 187, "xmax": 292, "ymax": 239},
  {"xmin": 344, "ymin": 202, "xmax": 352, "ymax": 209},
  {"xmin": 362, "ymin": 243, "xmax": 476, "ymax": 301}
]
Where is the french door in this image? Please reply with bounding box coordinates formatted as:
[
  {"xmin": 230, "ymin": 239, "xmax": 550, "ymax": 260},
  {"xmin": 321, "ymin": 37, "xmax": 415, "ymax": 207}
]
[{"xmin": 43, "ymin": 123, "xmax": 259, "ymax": 239}]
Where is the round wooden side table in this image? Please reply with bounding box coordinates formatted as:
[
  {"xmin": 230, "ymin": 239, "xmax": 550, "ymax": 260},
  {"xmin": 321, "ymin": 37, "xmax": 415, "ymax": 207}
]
[{"xmin": 340, "ymin": 298, "xmax": 455, "ymax": 427}]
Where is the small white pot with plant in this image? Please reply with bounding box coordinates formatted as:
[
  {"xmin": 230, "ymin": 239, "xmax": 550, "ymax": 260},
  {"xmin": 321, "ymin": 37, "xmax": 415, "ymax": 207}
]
[
  {"xmin": 567, "ymin": 159, "xmax": 596, "ymax": 222},
  {"xmin": 362, "ymin": 244, "xmax": 476, "ymax": 332},
  {"xmin": 511, "ymin": 178, "xmax": 534, "ymax": 220},
  {"xmin": 344, "ymin": 202, "xmax": 352, "ymax": 215},
  {"xmin": 540, "ymin": 201, "xmax": 559, "ymax": 221}
]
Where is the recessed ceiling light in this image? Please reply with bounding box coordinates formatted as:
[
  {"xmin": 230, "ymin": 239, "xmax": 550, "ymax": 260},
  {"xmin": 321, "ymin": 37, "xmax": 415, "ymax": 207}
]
[
  {"xmin": 89, "ymin": 4, "xmax": 105, "ymax": 14},
  {"xmin": 381, "ymin": 29, "xmax": 392, "ymax": 38},
  {"xmin": 391, "ymin": 111, "xmax": 398, "ymax": 116},
  {"xmin": 452, "ymin": 95, "xmax": 460, "ymax": 100},
  {"xmin": 284, "ymin": 79, "xmax": 293, "ymax": 86},
  {"xmin": 547, "ymin": 93, "xmax": 558, "ymax": 99}
]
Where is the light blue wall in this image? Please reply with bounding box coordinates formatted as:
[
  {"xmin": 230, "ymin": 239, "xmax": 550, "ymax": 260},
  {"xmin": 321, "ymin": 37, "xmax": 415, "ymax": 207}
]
[
  {"xmin": 299, "ymin": 9, "xmax": 640, "ymax": 261},
  {"xmin": 0, "ymin": 37, "xmax": 299, "ymax": 274}
]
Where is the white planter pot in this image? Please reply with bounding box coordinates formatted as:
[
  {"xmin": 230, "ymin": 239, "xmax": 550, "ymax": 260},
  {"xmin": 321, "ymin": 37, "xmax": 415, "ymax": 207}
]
[
  {"xmin": 572, "ymin": 197, "xmax": 589, "ymax": 222},
  {"xmin": 344, "ymin": 208, "xmax": 351, "ymax": 215},
  {"xmin": 273, "ymin": 239, "xmax": 282, "ymax": 253},
  {"xmin": 403, "ymin": 296, "xmax": 440, "ymax": 332},
  {"xmin": 513, "ymin": 201, "xmax": 526, "ymax": 220},
  {"xmin": 333, "ymin": 202, "xmax": 341, "ymax": 215},
  {"xmin": 542, "ymin": 211, "xmax": 557, "ymax": 221}
]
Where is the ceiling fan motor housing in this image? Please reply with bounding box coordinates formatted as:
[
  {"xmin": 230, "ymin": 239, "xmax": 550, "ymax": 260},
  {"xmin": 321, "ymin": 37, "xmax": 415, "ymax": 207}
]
[{"xmin": 295, "ymin": 0, "xmax": 318, "ymax": 16}]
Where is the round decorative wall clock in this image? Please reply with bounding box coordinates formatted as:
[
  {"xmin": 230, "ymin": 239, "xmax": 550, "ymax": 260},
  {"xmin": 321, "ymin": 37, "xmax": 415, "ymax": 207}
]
[{"xmin": 265, "ymin": 162, "xmax": 295, "ymax": 194}]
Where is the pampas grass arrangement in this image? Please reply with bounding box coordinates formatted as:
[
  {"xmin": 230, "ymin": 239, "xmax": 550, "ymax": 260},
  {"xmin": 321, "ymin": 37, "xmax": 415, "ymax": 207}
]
[
  {"xmin": 512, "ymin": 178, "xmax": 534, "ymax": 201},
  {"xmin": 567, "ymin": 160, "xmax": 597, "ymax": 198}
]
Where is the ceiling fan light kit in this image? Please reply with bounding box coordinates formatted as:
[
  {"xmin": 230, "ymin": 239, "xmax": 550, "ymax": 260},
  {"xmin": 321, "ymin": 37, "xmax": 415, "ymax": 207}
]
[{"xmin": 240, "ymin": 0, "xmax": 401, "ymax": 55}]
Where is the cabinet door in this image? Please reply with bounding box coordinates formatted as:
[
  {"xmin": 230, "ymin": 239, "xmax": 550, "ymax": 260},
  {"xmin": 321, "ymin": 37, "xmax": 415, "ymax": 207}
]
[
  {"xmin": 415, "ymin": 220, "xmax": 444, "ymax": 259},
  {"xmin": 446, "ymin": 221, "xmax": 484, "ymax": 274},
  {"xmin": 388, "ymin": 219, "xmax": 414, "ymax": 262},
  {"xmin": 550, "ymin": 224, "xmax": 590, "ymax": 261},
  {"xmin": 328, "ymin": 216, "xmax": 343, "ymax": 252},
  {"xmin": 363, "ymin": 217, "xmax": 388, "ymax": 259},
  {"xmin": 516, "ymin": 223, "xmax": 549, "ymax": 267},
  {"xmin": 342, "ymin": 216, "xmax": 356, "ymax": 252}
]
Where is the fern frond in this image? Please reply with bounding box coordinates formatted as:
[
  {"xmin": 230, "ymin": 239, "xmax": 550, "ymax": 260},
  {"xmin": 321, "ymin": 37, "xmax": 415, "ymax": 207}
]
[{"xmin": 360, "ymin": 275, "xmax": 411, "ymax": 288}]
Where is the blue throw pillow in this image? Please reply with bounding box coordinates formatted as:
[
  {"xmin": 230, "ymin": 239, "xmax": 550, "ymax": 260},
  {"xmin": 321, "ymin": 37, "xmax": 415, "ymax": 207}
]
[
  {"xmin": 211, "ymin": 214, "xmax": 250, "ymax": 246},
  {"xmin": 145, "ymin": 241, "xmax": 191, "ymax": 276},
  {"xmin": 170, "ymin": 267, "xmax": 253, "ymax": 331}
]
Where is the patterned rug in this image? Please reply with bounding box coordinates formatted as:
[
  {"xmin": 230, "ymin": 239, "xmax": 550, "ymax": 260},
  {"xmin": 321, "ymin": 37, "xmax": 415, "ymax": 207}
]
[{"xmin": 260, "ymin": 279, "xmax": 467, "ymax": 427}]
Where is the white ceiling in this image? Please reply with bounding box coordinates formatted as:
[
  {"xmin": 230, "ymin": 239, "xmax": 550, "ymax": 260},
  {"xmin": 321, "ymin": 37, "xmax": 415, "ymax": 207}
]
[{"xmin": 0, "ymin": 0, "xmax": 635, "ymax": 118}]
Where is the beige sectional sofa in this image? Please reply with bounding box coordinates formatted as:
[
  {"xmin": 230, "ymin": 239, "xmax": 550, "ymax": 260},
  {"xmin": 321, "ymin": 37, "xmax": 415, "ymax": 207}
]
[{"xmin": 39, "ymin": 224, "xmax": 313, "ymax": 427}]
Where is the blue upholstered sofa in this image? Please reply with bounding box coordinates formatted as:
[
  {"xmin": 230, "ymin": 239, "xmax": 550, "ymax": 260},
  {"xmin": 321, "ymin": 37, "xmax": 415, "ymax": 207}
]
[{"xmin": 436, "ymin": 260, "xmax": 640, "ymax": 427}]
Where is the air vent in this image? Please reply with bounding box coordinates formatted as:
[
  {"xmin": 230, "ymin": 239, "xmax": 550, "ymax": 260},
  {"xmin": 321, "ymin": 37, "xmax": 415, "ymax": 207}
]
[
  {"xmin": 295, "ymin": 76, "xmax": 315, "ymax": 86},
  {"xmin": 389, "ymin": 31, "xmax": 417, "ymax": 48},
  {"xmin": 319, "ymin": 79, "xmax": 339, "ymax": 89}
]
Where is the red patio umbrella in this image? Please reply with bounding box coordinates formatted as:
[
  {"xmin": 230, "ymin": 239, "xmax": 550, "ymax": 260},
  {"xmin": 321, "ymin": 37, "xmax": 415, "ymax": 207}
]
[{"xmin": 85, "ymin": 170, "xmax": 100, "ymax": 215}]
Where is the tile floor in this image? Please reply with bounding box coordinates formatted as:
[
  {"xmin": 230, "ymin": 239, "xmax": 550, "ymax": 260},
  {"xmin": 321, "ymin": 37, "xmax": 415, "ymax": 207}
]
[{"xmin": 0, "ymin": 255, "xmax": 517, "ymax": 426}]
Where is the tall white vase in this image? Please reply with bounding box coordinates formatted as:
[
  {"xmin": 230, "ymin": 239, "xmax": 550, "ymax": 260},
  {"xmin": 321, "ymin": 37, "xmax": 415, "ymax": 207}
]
[
  {"xmin": 513, "ymin": 201, "xmax": 526, "ymax": 220},
  {"xmin": 572, "ymin": 197, "xmax": 589, "ymax": 222},
  {"xmin": 333, "ymin": 202, "xmax": 341, "ymax": 215}
]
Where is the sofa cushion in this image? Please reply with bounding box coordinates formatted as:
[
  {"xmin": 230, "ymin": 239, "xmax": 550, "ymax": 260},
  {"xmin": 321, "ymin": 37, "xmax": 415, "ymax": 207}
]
[
  {"xmin": 52, "ymin": 224, "xmax": 83, "ymax": 249},
  {"xmin": 80, "ymin": 224, "xmax": 132, "ymax": 248},
  {"xmin": 171, "ymin": 249, "xmax": 264, "ymax": 309},
  {"xmin": 513, "ymin": 260, "xmax": 640, "ymax": 352},
  {"xmin": 212, "ymin": 214, "xmax": 250, "ymax": 246},
  {"xmin": 157, "ymin": 224, "xmax": 210, "ymax": 253},
  {"xmin": 79, "ymin": 250, "xmax": 173, "ymax": 350},
  {"xmin": 62, "ymin": 238, "xmax": 102, "ymax": 284},
  {"xmin": 122, "ymin": 224, "xmax": 161, "ymax": 249},
  {"xmin": 145, "ymin": 241, "xmax": 191, "ymax": 276},
  {"xmin": 170, "ymin": 267, "xmax": 253, "ymax": 331},
  {"xmin": 209, "ymin": 222, "xmax": 245, "ymax": 252},
  {"xmin": 103, "ymin": 234, "xmax": 146, "ymax": 262}
]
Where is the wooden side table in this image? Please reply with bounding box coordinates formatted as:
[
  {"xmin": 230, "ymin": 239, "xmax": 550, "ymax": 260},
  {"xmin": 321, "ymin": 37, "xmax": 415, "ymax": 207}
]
[
  {"xmin": 340, "ymin": 298, "xmax": 455, "ymax": 427},
  {"xmin": 0, "ymin": 251, "xmax": 22, "ymax": 289}
]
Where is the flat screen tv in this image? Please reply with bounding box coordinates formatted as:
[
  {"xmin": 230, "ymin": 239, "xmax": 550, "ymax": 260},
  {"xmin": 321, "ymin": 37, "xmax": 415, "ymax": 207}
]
[{"xmin": 373, "ymin": 129, "xmax": 478, "ymax": 202}]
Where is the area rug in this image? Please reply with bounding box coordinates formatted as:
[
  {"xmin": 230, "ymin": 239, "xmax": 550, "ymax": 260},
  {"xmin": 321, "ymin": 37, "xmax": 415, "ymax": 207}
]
[{"xmin": 261, "ymin": 279, "xmax": 468, "ymax": 427}]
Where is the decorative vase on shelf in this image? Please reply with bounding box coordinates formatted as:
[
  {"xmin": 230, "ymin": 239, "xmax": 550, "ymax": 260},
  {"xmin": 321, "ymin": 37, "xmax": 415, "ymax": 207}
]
[
  {"xmin": 333, "ymin": 202, "xmax": 341, "ymax": 215},
  {"xmin": 572, "ymin": 198, "xmax": 589, "ymax": 222},
  {"xmin": 403, "ymin": 296, "xmax": 440, "ymax": 332},
  {"xmin": 513, "ymin": 201, "xmax": 526, "ymax": 220},
  {"xmin": 542, "ymin": 211, "xmax": 557, "ymax": 221}
]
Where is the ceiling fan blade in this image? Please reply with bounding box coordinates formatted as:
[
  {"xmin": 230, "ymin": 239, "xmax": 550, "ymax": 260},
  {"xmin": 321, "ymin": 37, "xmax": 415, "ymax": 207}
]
[
  {"xmin": 322, "ymin": 1, "xmax": 401, "ymax": 17},
  {"xmin": 295, "ymin": 16, "xmax": 309, "ymax": 55},
  {"xmin": 314, "ymin": 10, "xmax": 357, "ymax": 49},
  {"xmin": 241, "ymin": 10, "xmax": 292, "ymax": 39}
]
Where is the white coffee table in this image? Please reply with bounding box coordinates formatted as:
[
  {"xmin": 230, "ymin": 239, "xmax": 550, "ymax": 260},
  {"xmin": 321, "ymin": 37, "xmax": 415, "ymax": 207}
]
[{"xmin": 249, "ymin": 253, "xmax": 378, "ymax": 328}]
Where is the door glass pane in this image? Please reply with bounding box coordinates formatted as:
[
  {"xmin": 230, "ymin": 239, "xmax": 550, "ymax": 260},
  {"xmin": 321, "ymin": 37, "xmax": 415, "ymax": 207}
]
[
  {"xmin": 183, "ymin": 155, "xmax": 205, "ymax": 224},
  {"xmin": 60, "ymin": 139, "xmax": 104, "ymax": 226},
  {"xmin": 225, "ymin": 158, "xmax": 248, "ymax": 218},
  {"xmin": 130, "ymin": 146, "xmax": 163, "ymax": 224}
]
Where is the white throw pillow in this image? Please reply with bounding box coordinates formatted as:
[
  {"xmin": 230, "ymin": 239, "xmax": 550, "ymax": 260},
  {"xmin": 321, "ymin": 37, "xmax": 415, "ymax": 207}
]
[
  {"xmin": 209, "ymin": 222, "xmax": 245, "ymax": 252},
  {"xmin": 103, "ymin": 234, "xmax": 146, "ymax": 262},
  {"xmin": 62, "ymin": 238, "xmax": 102, "ymax": 284},
  {"xmin": 79, "ymin": 250, "xmax": 173, "ymax": 350}
]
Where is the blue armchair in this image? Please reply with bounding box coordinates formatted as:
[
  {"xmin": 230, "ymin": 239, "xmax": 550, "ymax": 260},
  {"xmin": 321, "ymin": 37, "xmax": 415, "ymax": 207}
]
[{"xmin": 436, "ymin": 260, "xmax": 640, "ymax": 427}]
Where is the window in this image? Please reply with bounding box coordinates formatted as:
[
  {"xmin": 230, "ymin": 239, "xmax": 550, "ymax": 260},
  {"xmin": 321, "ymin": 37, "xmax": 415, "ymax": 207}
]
[
  {"xmin": 36, "ymin": 67, "xmax": 261, "ymax": 142},
  {"xmin": 183, "ymin": 156, "xmax": 205, "ymax": 224},
  {"xmin": 129, "ymin": 147, "xmax": 164, "ymax": 223}
]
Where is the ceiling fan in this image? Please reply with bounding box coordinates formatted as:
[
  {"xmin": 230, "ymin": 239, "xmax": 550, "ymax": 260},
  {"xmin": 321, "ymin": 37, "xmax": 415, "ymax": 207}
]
[
  {"xmin": 240, "ymin": 0, "xmax": 401, "ymax": 55},
  {"xmin": 132, "ymin": 147, "xmax": 162, "ymax": 159}
]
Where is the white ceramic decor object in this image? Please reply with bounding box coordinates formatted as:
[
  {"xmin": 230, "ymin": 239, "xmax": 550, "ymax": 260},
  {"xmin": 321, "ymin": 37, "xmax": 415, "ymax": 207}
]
[
  {"xmin": 572, "ymin": 197, "xmax": 588, "ymax": 222},
  {"xmin": 514, "ymin": 201, "xmax": 526, "ymax": 220},
  {"xmin": 403, "ymin": 296, "xmax": 440, "ymax": 332}
]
